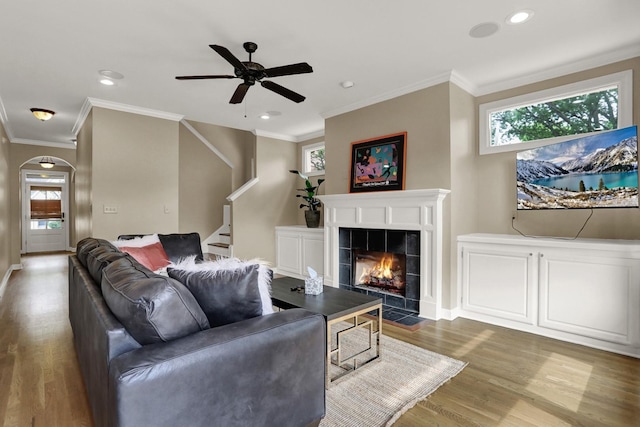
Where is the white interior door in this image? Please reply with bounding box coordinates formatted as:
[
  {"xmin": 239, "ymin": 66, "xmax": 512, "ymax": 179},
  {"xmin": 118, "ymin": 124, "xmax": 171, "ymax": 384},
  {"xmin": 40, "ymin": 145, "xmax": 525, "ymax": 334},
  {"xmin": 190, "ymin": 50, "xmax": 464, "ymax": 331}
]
[{"xmin": 22, "ymin": 170, "xmax": 69, "ymax": 253}]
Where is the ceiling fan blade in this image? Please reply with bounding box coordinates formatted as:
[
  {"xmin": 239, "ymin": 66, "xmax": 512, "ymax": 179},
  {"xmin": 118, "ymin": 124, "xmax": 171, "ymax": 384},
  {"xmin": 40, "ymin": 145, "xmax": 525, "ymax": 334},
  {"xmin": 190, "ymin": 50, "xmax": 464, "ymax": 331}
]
[
  {"xmin": 263, "ymin": 62, "xmax": 313, "ymax": 78},
  {"xmin": 175, "ymin": 75, "xmax": 236, "ymax": 80},
  {"xmin": 261, "ymin": 80, "xmax": 306, "ymax": 103},
  {"xmin": 230, "ymin": 83, "xmax": 251, "ymax": 104},
  {"xmin": 210, "ymin": 44, "xmax": 247, "ymax": 71}
]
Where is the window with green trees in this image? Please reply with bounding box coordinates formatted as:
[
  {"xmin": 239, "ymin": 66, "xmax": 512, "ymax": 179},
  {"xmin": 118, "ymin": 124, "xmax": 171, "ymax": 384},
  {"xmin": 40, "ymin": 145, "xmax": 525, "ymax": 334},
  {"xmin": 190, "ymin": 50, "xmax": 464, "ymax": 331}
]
[
  {"xmin": 479, "ymin": 70, "xmax": 632, "ymax": 155},
  {"xmin": 302, "ymin": 142, "xmax": 325, "ymax": 176}
]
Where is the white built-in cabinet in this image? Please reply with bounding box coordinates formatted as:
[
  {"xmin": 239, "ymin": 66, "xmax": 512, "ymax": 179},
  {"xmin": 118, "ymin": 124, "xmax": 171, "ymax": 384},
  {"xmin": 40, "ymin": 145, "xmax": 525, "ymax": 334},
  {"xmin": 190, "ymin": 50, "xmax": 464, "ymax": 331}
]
[
  {"xmin": 275, "ymin": 226, "xmax": 324, "ymax": 279},
  {"xmin": 458, "ymin": 233, "xmax": 640, "ymax": 358}
]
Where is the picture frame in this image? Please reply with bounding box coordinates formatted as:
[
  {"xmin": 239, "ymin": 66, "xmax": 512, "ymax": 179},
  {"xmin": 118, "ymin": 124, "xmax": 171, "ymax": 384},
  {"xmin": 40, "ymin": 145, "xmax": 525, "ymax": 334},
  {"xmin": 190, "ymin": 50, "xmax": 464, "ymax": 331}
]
[{"xmin": 349, "ymin": 132, "xmax": 407, "ymax": 193}]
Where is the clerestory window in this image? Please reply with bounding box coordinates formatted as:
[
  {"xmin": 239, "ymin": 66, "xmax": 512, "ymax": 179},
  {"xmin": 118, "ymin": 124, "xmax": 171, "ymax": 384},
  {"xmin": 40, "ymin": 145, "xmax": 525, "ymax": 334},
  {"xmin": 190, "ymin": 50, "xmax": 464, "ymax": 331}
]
[{"xmin": 479, "ymin": 70, "xmax": 633, "ymax": 155}]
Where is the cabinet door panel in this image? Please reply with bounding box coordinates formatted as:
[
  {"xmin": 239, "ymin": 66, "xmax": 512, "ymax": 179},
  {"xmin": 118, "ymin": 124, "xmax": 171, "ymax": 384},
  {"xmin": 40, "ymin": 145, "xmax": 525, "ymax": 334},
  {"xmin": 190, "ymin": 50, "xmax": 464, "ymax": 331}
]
[
  {"xmin": 462, "ymin": 246, "xmax": 534, "ymax": 323},
  {"xmin": 302, "ymin": 237, "xmax": 324, "ymax": 275},
  {"xmin": 539, "ymin": 251, "xmax": 640, "ymax": 345},
  {"xmin": 276, "ymin": 234, "xmax": 302, "ymax": 275}
]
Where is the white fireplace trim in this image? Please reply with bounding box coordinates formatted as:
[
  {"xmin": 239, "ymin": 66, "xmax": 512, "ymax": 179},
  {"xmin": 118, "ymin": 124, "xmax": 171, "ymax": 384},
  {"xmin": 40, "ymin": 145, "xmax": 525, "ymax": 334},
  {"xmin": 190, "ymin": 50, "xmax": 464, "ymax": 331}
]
[{"xmin": 318, "ymin": 189, "xmax": 450, "ymax": 320}]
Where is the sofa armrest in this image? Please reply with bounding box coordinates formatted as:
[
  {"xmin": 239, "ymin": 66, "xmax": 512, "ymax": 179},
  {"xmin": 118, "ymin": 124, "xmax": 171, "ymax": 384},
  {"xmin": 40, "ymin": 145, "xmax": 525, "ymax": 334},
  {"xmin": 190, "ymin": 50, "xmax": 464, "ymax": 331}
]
[{"xmin": 108, "ymin": 309, "xmax": 326, "ymax": 427}]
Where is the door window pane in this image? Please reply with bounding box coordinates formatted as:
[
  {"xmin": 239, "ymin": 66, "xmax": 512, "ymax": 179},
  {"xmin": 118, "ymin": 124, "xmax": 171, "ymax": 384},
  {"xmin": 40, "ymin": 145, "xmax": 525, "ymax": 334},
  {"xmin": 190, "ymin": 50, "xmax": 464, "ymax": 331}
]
[{"xmin": 30, "ymin": 186, "xmax": 62, "ymax": 219}]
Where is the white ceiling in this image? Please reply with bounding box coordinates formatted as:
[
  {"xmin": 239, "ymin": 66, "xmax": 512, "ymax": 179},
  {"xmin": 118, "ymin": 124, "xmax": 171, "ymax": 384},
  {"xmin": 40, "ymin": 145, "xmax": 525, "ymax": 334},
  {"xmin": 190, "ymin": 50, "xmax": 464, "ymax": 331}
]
[{"xmin": 1, "ymin": 1, "xmax": 639, "ymax": 148}]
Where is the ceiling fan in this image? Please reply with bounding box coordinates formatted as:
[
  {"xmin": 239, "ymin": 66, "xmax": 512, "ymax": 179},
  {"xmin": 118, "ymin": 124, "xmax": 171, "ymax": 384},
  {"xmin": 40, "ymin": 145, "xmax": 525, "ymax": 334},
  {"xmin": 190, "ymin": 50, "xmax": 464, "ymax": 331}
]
[{"xmin": 176, "ymin": 42, "xmax": 313, "ymax": 104}]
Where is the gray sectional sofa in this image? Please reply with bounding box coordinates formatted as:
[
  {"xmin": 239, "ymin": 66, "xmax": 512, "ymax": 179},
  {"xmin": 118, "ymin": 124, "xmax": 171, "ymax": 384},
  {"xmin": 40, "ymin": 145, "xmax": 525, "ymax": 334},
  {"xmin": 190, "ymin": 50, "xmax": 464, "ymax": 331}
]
[{"xmin": 68, "ymin": 235, "xmax": 326, "ymax": 427}]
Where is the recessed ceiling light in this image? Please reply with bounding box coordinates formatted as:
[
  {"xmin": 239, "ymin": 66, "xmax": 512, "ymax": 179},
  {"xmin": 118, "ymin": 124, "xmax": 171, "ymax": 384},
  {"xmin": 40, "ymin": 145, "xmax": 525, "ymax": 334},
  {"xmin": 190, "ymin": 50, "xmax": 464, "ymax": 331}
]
[
  {"xmin": 469, "ymin": 22, "xmax": 500, "ymax": 38},
  {"xmin": 260, "ymin": 114, "xmax": 270, "ymax": 120},
  {"xmin": 99, "ymin": 69, "xmax": 124, "ymax": 79},
  {"xmin": 506, "ymin": 10, "xmax": 534, "ymax": 25},
  {"xmin": 98, "ymin": 69, "xmax": 123, "ymax": 86},
  {"xmin": 340, "ymin": 81, "xmax": 354, "ymax": 89}
]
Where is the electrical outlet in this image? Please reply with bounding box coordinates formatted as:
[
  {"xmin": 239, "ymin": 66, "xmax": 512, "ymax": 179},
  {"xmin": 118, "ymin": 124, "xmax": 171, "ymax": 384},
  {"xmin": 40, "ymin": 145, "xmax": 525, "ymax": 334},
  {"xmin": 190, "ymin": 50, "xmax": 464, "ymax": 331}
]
[{"xmin": 103, "ymin": 205, "xmax": 118, "ymax": 214}]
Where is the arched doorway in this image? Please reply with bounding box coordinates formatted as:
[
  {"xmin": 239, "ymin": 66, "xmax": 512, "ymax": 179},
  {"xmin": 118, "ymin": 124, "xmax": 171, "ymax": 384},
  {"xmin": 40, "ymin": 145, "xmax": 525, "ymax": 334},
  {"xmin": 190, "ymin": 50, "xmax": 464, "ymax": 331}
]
[{"xmin": 20, "ymin": 156, "xmax": 73, "ymax": 253}]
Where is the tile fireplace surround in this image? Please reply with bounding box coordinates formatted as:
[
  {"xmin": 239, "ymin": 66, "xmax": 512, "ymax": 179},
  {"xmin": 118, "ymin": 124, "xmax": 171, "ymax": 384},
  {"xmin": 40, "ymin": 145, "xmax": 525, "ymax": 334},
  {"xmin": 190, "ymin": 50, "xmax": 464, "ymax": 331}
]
[{"xmin": 318, "ymin": 189, "xmax": 450, "ymax": 320}]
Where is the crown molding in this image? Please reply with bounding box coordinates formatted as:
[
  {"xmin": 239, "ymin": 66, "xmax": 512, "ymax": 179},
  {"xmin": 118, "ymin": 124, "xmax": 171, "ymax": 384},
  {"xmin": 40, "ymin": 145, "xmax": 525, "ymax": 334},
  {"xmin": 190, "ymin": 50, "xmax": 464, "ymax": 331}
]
[
  {"xmin": 295, "ymin": 129, "xmax": 325, "ymax": 142},
  {"xmin": 11, "ymin": 138, "xmax": 76, "ymax": 149},
  {"xmin": 86, "ymin": 98, "xmax": 185, "ymax": 121},
  {"xmin": 449, "ymin": 70, "xmax": 477, "ymax": 95},
  {"xmin": 474, "ymin": 43, "xmax": 640, "ymax": 96},
  {"xmin": 0, "ymin": 94, "xmax": 14, "ymax": 141},
  {"xmin": 252, "ymin": 129, "xmax": 298, "ymax": 142},
  {"xmin": 321, "ymin": 71, "xmax": 454, "ymax": 120},
  {"xmin": 71, "ymin": 97, "xmax": 93, "ymax": 136}
]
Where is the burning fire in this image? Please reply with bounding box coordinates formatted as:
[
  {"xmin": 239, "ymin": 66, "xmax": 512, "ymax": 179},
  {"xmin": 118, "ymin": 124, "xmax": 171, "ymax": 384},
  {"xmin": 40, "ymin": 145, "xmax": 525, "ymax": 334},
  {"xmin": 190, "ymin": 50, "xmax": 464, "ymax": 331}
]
[{"xmin": 359, "ymin": 254, "xmax": 395, "ymax": 283}]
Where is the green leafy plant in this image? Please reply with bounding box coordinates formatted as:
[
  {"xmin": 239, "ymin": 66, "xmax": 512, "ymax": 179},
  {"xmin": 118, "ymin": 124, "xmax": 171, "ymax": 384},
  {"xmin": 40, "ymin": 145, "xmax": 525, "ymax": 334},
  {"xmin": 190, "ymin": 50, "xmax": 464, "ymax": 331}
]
[{"xmin": 289, "ymin": 170, "xmax": 325, "ymax": 211}]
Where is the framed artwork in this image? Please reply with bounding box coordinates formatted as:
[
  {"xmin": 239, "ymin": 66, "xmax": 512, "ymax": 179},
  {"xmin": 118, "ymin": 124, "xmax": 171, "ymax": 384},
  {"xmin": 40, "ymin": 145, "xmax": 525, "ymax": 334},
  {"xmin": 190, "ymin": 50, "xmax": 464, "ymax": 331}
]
[{"xmin": 349, "ymin": 132, "xmax": 406, "ymax": 193}]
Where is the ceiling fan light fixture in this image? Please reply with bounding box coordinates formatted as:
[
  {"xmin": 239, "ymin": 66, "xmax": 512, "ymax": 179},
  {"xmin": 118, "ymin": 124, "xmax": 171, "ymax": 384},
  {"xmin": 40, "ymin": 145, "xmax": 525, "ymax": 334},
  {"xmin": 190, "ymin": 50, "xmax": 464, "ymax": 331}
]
[
  {"xmin": 30, "ymin": 108, "xmax": 55, "ymax": 121},
  {"xmin": 99, "ymin": 78, "xmax": 115, "ymax": 86},
  {"xmin": 39, "ymin": 156, "xmax": 55, "ymax": 169}
]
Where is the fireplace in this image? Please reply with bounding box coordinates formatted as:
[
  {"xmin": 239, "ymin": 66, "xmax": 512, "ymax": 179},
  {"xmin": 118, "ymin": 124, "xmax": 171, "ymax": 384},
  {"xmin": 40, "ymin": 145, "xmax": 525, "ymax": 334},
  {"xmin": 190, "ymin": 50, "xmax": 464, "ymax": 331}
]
[
  {"xmin": 339, "ymin": 227, "xmax": 420, "ymax": 313},
  {"xmin": 319, "ymin": 189, "xmax": 450, "ymax": 320},
  {"xmin": 354, "ymin": 250, "xmax": 406, "ymax": 296}
]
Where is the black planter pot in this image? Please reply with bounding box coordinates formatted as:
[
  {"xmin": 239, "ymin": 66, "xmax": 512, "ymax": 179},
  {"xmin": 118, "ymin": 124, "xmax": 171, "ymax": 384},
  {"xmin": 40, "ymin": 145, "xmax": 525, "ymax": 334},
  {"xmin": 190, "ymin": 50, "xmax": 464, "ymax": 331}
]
[{"xmin": 304, "ymin": 210, "xmax": 321, "ymax": 228}]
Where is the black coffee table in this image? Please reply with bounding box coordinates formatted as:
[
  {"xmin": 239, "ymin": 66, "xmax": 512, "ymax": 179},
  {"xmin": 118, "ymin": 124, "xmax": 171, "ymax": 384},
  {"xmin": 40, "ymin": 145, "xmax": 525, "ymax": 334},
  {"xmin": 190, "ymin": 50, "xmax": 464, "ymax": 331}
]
[{"xmin": 271, "ymin": 276, "xmax": 382, "ymax": 387}]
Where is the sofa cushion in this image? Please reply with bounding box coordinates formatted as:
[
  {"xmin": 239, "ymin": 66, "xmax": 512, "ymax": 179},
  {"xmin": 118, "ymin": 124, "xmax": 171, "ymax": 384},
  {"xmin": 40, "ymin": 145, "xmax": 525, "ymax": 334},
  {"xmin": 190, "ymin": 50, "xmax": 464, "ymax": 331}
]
[
  {"xmin": 77, "ymin": 237, "xmax": 118, "ymax": 267},
  {"xmin": 85, "ymin": 245, "xmax": 129, "ymax": 284},
  {"xmin": 101, "ymin": 257, "xmax": 210, "ymax": 345},
  {"xmin": 159, "ymin": 232, "xmax": 204, "ymax": 263},
  {"xmin": 167, "ymin": 264, "xmax": 264, "ymax": 327}
]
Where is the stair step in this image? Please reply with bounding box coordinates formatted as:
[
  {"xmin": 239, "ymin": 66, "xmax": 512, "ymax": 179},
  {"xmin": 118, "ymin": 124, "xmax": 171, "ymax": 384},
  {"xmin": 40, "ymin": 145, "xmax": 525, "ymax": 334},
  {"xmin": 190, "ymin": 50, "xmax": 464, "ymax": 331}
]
[{"xmin": 209, "ymin": 242, "xmax": 230, "ymax": 249}]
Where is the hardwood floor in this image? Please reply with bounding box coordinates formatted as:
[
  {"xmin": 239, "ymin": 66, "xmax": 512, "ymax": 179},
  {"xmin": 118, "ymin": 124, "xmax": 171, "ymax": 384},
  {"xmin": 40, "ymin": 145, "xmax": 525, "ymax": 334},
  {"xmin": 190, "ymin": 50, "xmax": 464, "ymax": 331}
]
[
  {"xmin": 1, "ymin": 253, "xmax": 638, "ymax": 426},
  {"xmin": 387, "ymin": 320, "xmax": 640, "ymax": 426},
  {"xmin": 0, "ymin": 253, "xmax": 92, "ymax": 427}
]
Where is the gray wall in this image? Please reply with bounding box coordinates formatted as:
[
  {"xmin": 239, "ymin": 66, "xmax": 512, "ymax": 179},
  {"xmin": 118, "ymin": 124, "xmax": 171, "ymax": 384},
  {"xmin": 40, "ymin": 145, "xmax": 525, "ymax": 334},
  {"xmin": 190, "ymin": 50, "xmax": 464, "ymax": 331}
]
[{"xmin": 0, "ymin": 122, "xmax": 10, "ymax": 273}]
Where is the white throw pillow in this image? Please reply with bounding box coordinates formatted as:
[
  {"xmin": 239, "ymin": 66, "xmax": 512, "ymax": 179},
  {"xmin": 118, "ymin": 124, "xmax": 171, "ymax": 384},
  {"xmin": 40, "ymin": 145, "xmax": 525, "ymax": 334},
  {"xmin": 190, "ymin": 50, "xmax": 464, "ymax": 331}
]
[
  {"xmin": 169, "ymin": 256, "xmax": 274, "ymax": 315},
  {"xmin": 112, "ymin": 234, "xmax": 160, "ymax": 248}
]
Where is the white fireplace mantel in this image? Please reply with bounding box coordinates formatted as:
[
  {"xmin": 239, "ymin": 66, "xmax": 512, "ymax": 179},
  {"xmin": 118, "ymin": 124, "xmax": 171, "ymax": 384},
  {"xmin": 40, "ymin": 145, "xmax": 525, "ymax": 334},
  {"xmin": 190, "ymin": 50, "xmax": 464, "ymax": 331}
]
[{"xmin": 318, "ymin": 189, "xmax": 450, "ymax": 319}]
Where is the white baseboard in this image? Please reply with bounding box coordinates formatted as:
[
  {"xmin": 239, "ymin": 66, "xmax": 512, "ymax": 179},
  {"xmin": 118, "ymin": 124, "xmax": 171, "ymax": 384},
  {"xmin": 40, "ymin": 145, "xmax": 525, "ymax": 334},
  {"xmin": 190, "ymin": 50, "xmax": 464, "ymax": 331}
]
[{"xmin": 0, "ymin": 264, "xmax": 22, "ymax": 299}]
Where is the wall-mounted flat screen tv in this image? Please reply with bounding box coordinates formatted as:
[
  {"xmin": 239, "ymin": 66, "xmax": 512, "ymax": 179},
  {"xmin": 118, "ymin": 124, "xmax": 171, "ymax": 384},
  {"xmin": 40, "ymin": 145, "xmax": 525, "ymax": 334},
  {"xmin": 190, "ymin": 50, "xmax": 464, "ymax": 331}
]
[{"xmin": 517, "ymin": 125, "xmax": 638, "ymax": 210}]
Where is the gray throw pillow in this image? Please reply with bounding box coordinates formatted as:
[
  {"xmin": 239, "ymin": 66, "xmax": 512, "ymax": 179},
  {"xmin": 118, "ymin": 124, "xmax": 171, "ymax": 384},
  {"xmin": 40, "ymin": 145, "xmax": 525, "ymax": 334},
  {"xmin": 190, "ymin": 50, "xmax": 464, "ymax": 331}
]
[
  {"xmin": 102, "ymin": 257, "xmax": 210, "ymax": 345},
  {"xmin": 167, "ymin": 264, "xmax": 263, "ymax": 328}
]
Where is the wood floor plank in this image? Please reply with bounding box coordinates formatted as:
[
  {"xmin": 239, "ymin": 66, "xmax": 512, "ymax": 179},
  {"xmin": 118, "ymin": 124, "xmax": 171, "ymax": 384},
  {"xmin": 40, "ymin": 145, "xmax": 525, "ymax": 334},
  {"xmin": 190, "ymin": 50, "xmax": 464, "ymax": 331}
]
[{"xmin": 1, "ymin": 253, "xmax": 638, "ymax": 426}]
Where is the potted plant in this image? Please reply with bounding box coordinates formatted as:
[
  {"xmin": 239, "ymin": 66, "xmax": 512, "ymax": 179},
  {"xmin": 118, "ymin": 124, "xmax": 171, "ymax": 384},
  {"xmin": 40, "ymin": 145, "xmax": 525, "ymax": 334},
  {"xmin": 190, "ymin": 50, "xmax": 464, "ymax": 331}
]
[{"xmin": 289, "ymin": 170, "xmax": 325, "ymax": 228}]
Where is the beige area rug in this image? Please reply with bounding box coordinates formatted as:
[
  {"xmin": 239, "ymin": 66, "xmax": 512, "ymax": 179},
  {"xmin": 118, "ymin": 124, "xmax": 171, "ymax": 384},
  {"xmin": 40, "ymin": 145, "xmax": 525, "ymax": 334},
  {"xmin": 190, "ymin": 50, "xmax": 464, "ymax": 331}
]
[{"xmin": 321, "ymin": 324, "xmax": 467, "ymax": 427}]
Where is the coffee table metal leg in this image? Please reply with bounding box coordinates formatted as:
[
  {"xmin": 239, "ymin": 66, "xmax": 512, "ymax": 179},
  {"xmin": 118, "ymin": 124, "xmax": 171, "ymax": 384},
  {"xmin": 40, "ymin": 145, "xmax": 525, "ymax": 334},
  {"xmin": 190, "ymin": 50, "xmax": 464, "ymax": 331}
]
[{"xmin": 326, "ymin": 303, "xmax": 382, "ymax": 388}]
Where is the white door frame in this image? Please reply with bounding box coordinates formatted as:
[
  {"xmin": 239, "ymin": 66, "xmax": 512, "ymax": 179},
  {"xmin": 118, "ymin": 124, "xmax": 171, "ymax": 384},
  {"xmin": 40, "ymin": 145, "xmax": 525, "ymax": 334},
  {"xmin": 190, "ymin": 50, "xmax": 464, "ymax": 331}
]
[{"xmin": 21, "ymin": 169, "xmax": 70, "ymax": 253}]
